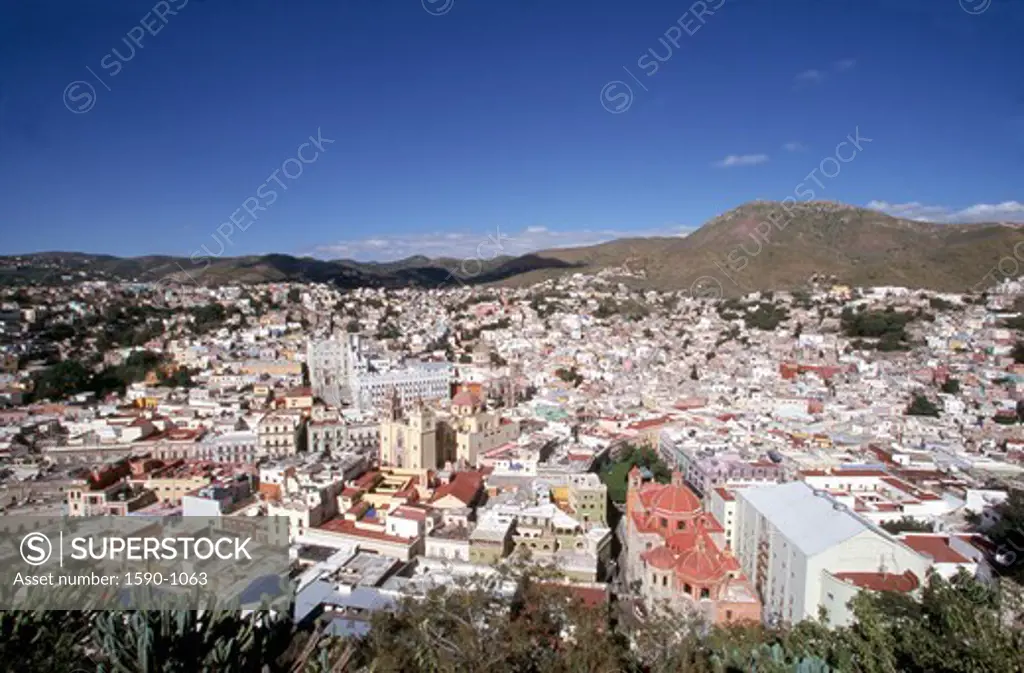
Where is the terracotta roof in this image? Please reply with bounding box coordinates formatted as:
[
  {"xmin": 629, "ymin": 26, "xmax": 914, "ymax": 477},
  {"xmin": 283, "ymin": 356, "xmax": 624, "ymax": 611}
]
[
  {"xmin": 627, "ymin": 416, "xmax": 672, "ymax": 431},
  {"xmin": 391, "ymin": 505, "xmax": 429, "ymax": 521},
  {"xmin": 640, "ymin": 526, "xmax": 740, "ymax": 583},
  {"xmin": 430, "ymin": 471, "xmax": 483, "ymax": 505},
  {"xmin": 452, "ymin": 390, "xmax": 478, "ymax": 407},
  {"xmin": 645, "ymin": 483, "xmax": 702, "ymax": 516},
  {"xmin": 644, "ymin": 546, "xmax": 678, "ymax": 570},
  {"xmin": 833, "ymin": 570, "xmax": 919, "ymax": 593},
  {"xmin": 900, "ymin": 535, "xmax": 971, "ymax": 564}
]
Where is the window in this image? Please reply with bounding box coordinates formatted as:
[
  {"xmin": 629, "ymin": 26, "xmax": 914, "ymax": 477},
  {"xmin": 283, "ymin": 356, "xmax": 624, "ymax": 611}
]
[
  {"xmin": 677, "ymin": 520, "xmax": 685, "ymax": 530},
  {"xmin": 660, "ymin": 517, "xmax": 668, "ymax": 528},
  {"xmin": 683, "ymin": 583, "xmax": 692, "ymax": 593},
  {"xmin": 726, "ymin": 610, "xmax": 733, "ymax": 620}
]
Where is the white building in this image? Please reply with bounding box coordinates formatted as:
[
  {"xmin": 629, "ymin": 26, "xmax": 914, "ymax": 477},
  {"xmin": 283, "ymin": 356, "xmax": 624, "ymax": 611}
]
[
  {"xmin": 351, "ymin": 361, "xmax": 452, "ymax": 411},
  {"xmin": 307, "ymin": 334, "xmax": 452, "ymax": 411},
  {"xmin": 733, "ymin": 481, "xmax": 931, "ymax": 627},
  {"xmin": 307, "ymin": 335, "xmax": 362, "ymax": 406}
]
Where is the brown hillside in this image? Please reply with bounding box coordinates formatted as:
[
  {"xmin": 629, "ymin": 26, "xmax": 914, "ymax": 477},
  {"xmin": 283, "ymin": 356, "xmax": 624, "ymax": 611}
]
[{"xmin": 516, "ymin": 201, "xmax": 1024, "ymax": 294}]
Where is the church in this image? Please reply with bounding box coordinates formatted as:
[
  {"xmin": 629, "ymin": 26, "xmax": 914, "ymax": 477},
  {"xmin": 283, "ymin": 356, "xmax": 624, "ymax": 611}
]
[{"xmin": 624, "ymin": 466, "xmax": 761, "ymax": 624}]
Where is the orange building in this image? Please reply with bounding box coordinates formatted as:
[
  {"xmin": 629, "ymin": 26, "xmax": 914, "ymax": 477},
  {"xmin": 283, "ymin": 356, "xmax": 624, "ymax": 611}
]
[{"xmin": 624, "ymin": 467, "xmax": 761, "ymax": 624}]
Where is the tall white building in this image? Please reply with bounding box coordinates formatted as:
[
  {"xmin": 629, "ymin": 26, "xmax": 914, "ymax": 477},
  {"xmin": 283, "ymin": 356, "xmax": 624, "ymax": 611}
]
[
  {"xmin": 733, "ymin": 481, "xmax": 931, "ymax": 627},
  {"xmin": 307, "ymin": 334, "xmax": 452, "ymax": 411},
  {"xmin": 307, "ymin": 335, "xmax": 363, "ymax": 406},
  {"xmin": 351, "ymin": 361, "xmax": 452, "ymax": 411}
]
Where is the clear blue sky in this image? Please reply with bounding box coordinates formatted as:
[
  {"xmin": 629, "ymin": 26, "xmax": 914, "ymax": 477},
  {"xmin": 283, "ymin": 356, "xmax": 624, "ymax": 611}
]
[{"xmin": 1, "ymin": 0, "xmax": 1021, "ymax": 261}]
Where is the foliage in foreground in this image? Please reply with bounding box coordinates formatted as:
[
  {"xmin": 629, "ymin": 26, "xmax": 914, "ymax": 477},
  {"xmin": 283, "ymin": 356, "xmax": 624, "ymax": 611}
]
[{"xmin": 0, "ymin": 572, "xmax": 1021, "ymax": 672}]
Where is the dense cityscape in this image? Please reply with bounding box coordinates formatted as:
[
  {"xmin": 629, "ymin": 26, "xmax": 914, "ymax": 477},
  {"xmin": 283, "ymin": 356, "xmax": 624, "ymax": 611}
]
[
  {"xmin": 4, "ymin": 0, "xmax": 1023, "ymax": 669},
  {"xmin": 1, "ymin": 262, "xmax": 1023, "ymax": 670}
]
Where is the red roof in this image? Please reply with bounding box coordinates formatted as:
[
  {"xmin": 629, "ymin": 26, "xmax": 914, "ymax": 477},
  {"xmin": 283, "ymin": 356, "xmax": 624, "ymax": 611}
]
[
  {"xmin": 640, "ymin": 525, "xmax": 740, "ymax": 584},
  {"xmin": 900, "ymin": 535, "xmax": 971, "ymax": 564},
  {"xmin": 833, "ymin": 570, "xmax": 919, "ymax": 593},
  {"xmin": 637, "ymin": 482, "xmax": 702, "ymax": 516},
  {"xmin": 391, "ymin": 505, "xmax": 429, "ymax": 521},
  {"xmin": 452, "ymin": 390, "xmax": 479, "ymax": 407},
  {"xmin": 430, "ymin": 471, "xmax": 483, "ymax": 505},
  {"xmin": 627, "ymin": 416, "xmax": 672, "ymax": 431}
]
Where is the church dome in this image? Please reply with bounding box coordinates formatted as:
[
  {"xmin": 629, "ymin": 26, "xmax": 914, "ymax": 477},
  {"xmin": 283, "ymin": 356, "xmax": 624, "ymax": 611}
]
[
  {"xmin": 452, "ymin": 390, "xmax": 478, "ymax": 407},
  {"xmin": 650, "ymin": 483, "xmax": 701, "ymax": 516}
]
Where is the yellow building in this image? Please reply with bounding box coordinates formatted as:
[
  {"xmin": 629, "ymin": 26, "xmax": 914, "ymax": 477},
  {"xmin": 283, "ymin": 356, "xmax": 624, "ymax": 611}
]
[
  {"xmin": 133, "ymin": 463, "xmax": 214, "ymax": 505},
  {"xmin": 445, "ymin": 390, "xmax": 520, "ymax": 467},
  {"xmin": 379, "ymin": 391, "xmax": 438, "ymax": 471}
]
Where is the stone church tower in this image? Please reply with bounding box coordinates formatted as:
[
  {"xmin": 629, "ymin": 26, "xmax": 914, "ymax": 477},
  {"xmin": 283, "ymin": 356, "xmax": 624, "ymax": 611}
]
[{"xmin": 379, "ymin": 390, "xmax": 438, "ymax": 471}]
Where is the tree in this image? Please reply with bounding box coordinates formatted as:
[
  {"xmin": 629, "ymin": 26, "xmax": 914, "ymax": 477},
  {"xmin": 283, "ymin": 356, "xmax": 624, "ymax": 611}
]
[
  {"xmin": 1013, "ymin": 341, "xmax": 1024, "ymax": 364},
  {"xmin": 880, "ymin": 516, "xmax": 932, "ymax": 535},
  {"xmin": 287, "ymin": 287, "xmax": 301, "ymax": 303},
  {"xmin": 941, "ymin": 378, "xmax": 961, "ymax": 395},
  {"xmin": 0, "ymin": 567, "xmax": 1022, "ymax": 672},
  {"xmin": 981, "ymin": 489, "xmax": 1024, "ymax": 582},
  {"xmin": 601, "ymin": 443, "xmax": 673, "ymax": 502},
  {"xmin": 554, "ymin": 367, "xmax": 584, "ymax": 387},
  {"xmin": 32, "ymin": 361, "xmax": 92, "ymax": 401},
  {"xmin": 745, "ymin": 302, "xmax": 789, "ymax": 331},
  {"xmin": 906, "ymin": 393, "xmax": 940, "ymax": 417}
]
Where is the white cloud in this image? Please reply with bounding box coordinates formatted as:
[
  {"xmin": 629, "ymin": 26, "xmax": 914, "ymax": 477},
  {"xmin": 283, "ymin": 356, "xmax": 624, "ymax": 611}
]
[
  {"xmin": 307, "ymin": 224, "xmax": 696, "ymax": 262},
  {"xmin": 867, "ymin": 200, "xmax": 1024, "ymax": 223},
  {"xmin": 794, "ymin": 69, "xmax": 824, "ymax": 85},
  {"xmin": 834, "ymin": 58, "xmax": 856, "ymax": 71},
  {"xmin": 713, "ymin": 154, "xmax": 769, "ymax": 168},
  {"xmin": 782, "ymin": 141, "xmax": 806, "ymax": 152}
]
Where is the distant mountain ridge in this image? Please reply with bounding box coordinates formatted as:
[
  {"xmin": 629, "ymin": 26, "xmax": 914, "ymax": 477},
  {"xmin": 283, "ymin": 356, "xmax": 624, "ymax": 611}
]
[{"xmin": 4, "ymin": 201, "xmax": 1023, "ymax": 294}]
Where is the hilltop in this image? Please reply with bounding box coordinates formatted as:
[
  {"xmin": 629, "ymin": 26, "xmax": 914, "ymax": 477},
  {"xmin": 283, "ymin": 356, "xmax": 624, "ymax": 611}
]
[{"xmin": 4, "ymin": 201, "xmax": 1023, "ymax": 294}]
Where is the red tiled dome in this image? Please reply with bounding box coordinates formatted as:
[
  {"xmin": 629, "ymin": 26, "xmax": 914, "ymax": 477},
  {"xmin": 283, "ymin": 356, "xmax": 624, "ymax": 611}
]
[
  {"xmin": 674, "ymin": 547, "xmax": 726, "ymax": 583},
  {"xmin": 642, "ymin": 546, "xmax": 677, "ymax": 570},
  {"xmin": 452, "ymin": 391, "xmax": 478, "ymax": 407},
  {"xmin": 650, "ymin": 484, "xmax": 701, "ymax": 515}
]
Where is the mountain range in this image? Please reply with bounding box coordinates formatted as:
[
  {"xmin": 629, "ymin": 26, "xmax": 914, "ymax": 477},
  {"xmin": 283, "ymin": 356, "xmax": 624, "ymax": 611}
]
[{"xmin": 5, "ymin": 201, "xmax": 1024, "ymax": 295}]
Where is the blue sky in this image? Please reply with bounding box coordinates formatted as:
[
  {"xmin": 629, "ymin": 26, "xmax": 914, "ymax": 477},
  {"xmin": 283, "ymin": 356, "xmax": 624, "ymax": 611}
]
[{"xmin": 0, "ymin": 0, "xmax": 1021, "ymax": 261}]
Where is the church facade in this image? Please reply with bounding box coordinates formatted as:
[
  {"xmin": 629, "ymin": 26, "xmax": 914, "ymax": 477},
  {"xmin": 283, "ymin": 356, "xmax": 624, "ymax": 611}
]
[{"xmin": 624, "ymin": 467, "xmax": 761, "ymax": 624}]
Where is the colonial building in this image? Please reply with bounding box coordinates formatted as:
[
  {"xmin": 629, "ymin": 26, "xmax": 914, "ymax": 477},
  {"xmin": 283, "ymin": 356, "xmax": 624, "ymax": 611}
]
[
  {"xmin": 442, "ymin": 390, "xmax": 520, "ymax": 467},
  {"xmin": 379, "ymin": 391, "xmax": 439, "ymax": 471},
  {"xmin": 567, "ymin": 472, "xmax": 608, "ymax": 529},
  {"xmin": 257, "ymin": 410, "xmax": 305, "ymax": 458},
  {"xmin": 624, "ymin": 467, "xmax": 761, "ymax": 624}
]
